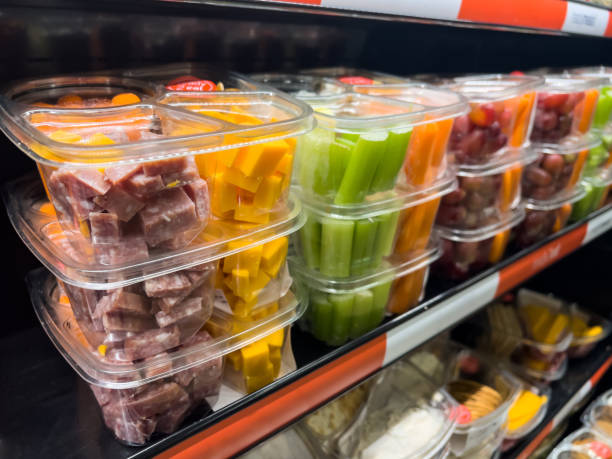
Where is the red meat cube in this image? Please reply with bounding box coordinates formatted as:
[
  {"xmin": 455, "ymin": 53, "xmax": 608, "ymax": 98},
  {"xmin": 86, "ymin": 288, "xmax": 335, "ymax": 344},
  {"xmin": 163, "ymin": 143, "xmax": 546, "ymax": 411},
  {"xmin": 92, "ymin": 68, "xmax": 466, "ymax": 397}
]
[
  {"xmin": 90, "ymin": 212, "xmax": 121, "ymax": 244},
  {"xmin": 101, "ymin": 401, "xmax": 156, "ymax": 445},
  {"xmin": 142, "ymin": 353, "xmax": 173, "ymax": 379},
  {"xmin": 123, "ymin": 173, "xmax": 165, "ymax": 199},
  {"xmin": 104, "ymin": 164, "xmax": 142, "ymax": 186},
  {"xmin": 94, "ymin": 233, "xmax": 149, "ymax": 265},
  {"xmin": 139, "ymin": 188, "xmax": 198, "ymax": 246},
  {"xmin": 94, "ymin": 186, "xmax": 145, "ymax": 222},
  {"xmin": 157, "ymin": 232, "xmax": 190, "ymax": 250},
  {"xmin": 143, "ymin": 157, "xmax": 189, "ymax": 177},
  {"xmin": 190, "ymin": 359, "xmax": 223, "ymax": 401},
  {"xmin": 161, "ymin": 157, "xmax": 200, "ymax": 186},
  {"xmin": 155, "ymin": 395, "xmax": 192, "ymax": 434},
  {"xmin": 90, "ymin": 385, "xmax": 116, "ymax": 407},
  {"xmin": 42, "ymin": 223, "xmax": 87, "ymax": 263},
  {"xmin": 49, "ymin": 168, "xmax": 111, "ymax": 219},
  {"xmin": 126, "ymin": 381, "xmax": 188, "ymax": 418},
  {"xmin": 183, "ymin": 179, "xmax": 210, "ymax": 222},
  {"xmin": 144, "ymin": 272, "xmax": 192, "ymax": 298},
  {"xmin": 155, "ymin": 297, "xmax": 203, "ymax": 328},
  {"xmin": 94, "ymin": 290, "xmax": 149, "ymax": 319},
  {"xmin": 124, "ymin": 326, "xmax": 181, "ymax": 361},
  {"xmin": 153, "ymin": 296, "xmax": 183, "ymax": 313},
  {"xmin": 102, "ymin": 310, "xmax": 156, "ymax": 333}
]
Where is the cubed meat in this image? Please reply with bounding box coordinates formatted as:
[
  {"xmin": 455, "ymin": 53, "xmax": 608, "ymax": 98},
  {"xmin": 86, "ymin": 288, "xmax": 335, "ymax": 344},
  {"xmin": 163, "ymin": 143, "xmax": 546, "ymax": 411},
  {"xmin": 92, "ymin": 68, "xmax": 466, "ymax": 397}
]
[
  {"xmin": 89, "ymin": 212, "xmax": 121, "ymax": 244},
  {"xmin": 175, "ymin": 354, "xmax": 223, "ymax": 391},
  {"xmin": 186, "ymin": 268, "xmax": 213, "ymax": 286},
  {"xmin": 174, "ymin": 331, "xmax": 216, "ymax": 387},
  {"xmin": 191, "ymin": 362, "xmax": 223, "ymax": 401},
  {"xmin": 123, "ymin": 325, "xmax": 181, "ymax": 361},
  {"xmin": 143, "ymin": 157, "xmax": 189, "ymax": 177},
  {"xmin": 104, "ymin": 164, "xmax": 142, "ymax": 186},
  {"xmin": 123, "ymin": 173, "xmax": 165, "ymax": 199},
  {"xmin": 94, "ymin": 290, "xmax": 149, "ymax": 319},
  {"xmin": 102, "ymin": 310, "xmax": 156, "ymax": 333},
  {"xmin": 153, "ymin": 296, "xmax": 183, "ymax": 313},
  {"xmin": 157, "ymin": 232, "xmax": 190, "ymax": 250},
  {"xmin": 142, "ymin": 353, "xmax": 174, "ymax": 379},
  {"xmin": 94, "ymin": 233, "xmax": 149, "ymax": 265},
  {"xmin": 94, "ymin": 186, "xmax": 145, "ymax": 222},
  {"xmin": 155, "ymin": 297, "xmax": 203, "ymax": 328},
  {"xmin": 101, "ymin": 401, "xmax": 156, "ymax": 445},
  {"xmin": 144, "ymin": 272, "xmax": 192, "ymax": 298},
  {"xmin": 42, "ymin": 223, "xmax": 88, "ymax": 263},
  {"xmin": 155, "ymin": 394, "xmax": 192, "ymax": 434},
  {"xmin": 183, "ymin": 179, "xmax": 210, "ymax": 222},
  {"xmin": 139, "ymin": 188, "xmax": 198, "ymax": 246},
  {"xmin": 187, "ymin": 262, "xmax": 215, "ymax": 272},
  {"xmin": 63, "ymin": 283, "xmax": 100, "ymax": 325},
  {"xmin": 49, "ymin": 168, "xmax": 111, "ymax": 219},
  {"xmin": 90, "ymin": 385, "xmax": 116, "ymax": 407},
  {"xmin": 125, "ymin": 381, "xmax": 188, "ymax": 418},
  {"xmin": 161, "ymin": 157, "xmax": 200, "ymax": 186}
]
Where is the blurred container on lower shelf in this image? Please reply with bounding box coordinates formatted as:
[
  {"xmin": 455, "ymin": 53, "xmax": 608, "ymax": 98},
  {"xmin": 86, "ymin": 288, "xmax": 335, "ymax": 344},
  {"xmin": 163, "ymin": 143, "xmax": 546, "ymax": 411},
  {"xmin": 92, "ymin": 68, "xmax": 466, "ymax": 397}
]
[
  {"xmin": 582, "ymin": 389, "xmax": 612, "ymax": 441},
  {"xmin": 568, "ymin": 304, "xmax": 612, "ymax": 358},
  {"xmin": 549, "ymin": 427, "xmax": 612, "ymax": 459}
]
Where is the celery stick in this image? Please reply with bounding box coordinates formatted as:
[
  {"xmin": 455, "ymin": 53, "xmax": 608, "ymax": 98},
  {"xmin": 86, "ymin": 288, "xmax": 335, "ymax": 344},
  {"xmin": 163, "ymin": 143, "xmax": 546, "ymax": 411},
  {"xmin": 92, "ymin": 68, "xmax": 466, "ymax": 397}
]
[
  {"xmin": 320, "ymin": 217, "xmax": 355, "ymax": 277},
  {"xmin": 340, "ymin": 132, "xmax": 360, "ymax": 143},
  {"xmin": 329, "ymin": 293, "xmax": 355, "ymax": 345},
  {"xmin": 594, "ymin": 87, "xmax": 612, "ymax": 130},
  {"xmin": 370, "ymin": 128, "xmax": 412, "ymax": 193},
  {"xmin": 370, "ymin": 211, "xmax": 400, "ymax": 267},
  {"xmin": 350, "ymin": 218, "xmax": 379, "ymax": 276},
  {"xmin": 349, "ymin": 290, "xmax": 374, "ymax": 339},
  {"xmin": 299, "ymin": 212, "xmax": 322, "ymax": 270},
  {"xmin": 298, "ymin": 128, "xmax": 334, "ymax": 194},
  {"xmin": 334, "ymin": 132, "xmax": 388, "ymax": 205},
  {"xmin": 328, "ymin": 138, "xmax": 353, "ymax": 195},
  {"xmin": 369, "ymin": 276, "xmax": 393, "ymax": 329},
  {"xmin": 311, "ymin": 291, "xmax": 333, "ymax": 343}
]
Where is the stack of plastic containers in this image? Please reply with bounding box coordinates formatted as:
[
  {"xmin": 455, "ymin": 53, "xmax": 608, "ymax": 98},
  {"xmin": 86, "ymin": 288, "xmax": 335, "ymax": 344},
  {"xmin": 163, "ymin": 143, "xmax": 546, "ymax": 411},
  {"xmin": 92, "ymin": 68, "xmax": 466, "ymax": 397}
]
[
  {"xmin": 253, "ymin": 73, "xmax": 468, "ymax": 345},
  {"xmin": 515, "ymin": 74, "xmax": 607, "ymax": 246},
  {"xmin": 433, "ymin": 74, "xmax": 543, "ymax": 280},
  {"xmin": 549, "ymin": 427, "xmax": 612, "ymax": 459},
  {"xmin": 0, "ymin": 65, "xmax": 315, "ymax": 444}
]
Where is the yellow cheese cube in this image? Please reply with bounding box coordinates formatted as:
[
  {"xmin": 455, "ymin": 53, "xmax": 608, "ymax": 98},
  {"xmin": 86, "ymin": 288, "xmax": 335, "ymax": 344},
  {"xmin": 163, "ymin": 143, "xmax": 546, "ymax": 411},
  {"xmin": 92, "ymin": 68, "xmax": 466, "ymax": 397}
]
[
  {"xmin": 48, "ymin": 130, "xmax": 83, "ymax": 144},
  {"xmin": 227, "ymin": 351, "xmax": 243, "ymax": 371},
  {"xmin": 261, "ymin": 237, "xmax": 289, "ymax": 277},
  {"xmin": 234, "ymin": 141, "xmax": 288, "ymax": 178},
  {"xmin": 250, "ymin": 302, "xmax": 279, "ymax": 321},
  {"xmin": 218, "ymin": 148, "xmax": 240, "ymax": 168},
  {"xmin": 224, "ymin": 167, "xmax": 262, "ymax": 193},
  {"xmin": 584, "ymin": 325, "xmax": 604, "ymax": 338},
  {"xmin": 244, "ymin": 362, "xmax": 275, "ymax": 393},
  {"xmin": 79, "ymin": 219, "xmax": 91, "ymax": 239},
  {"xmin": 204, "ymin": 319, "xmax": 227, "ymax": 338},
  {"xmin": 250, "ymin": 269, "xmax": 271, "ymax": 293},
  {"xmin": 542, "ymin": 314, "xmax": 569, "ymax": 344},
  {"xmin": 270, "ymin": 348, "xmax": 282, "ymax": 375},
  {"xmin": 254, "ymin": 174, "xmax": 283, "ymax": 210},
  {"xmin": 85, "ymin": 133, "xmax": 115, "ymax": 145},
  {"xmin": 211, "ymin": 174, "xmax": 238, "ymax": 214},
  {"xmin": 230, "ymin": 296, "xmax": 259, "ymax": 319},
  {"xmin": 195, "ymin": 153, "xmax": 218, "ymax": 178},
  {"xmin": 214, "ymin": 266, "xmax": 225, "ymax": 288},
  {"xmin": 223, "ymin": 244, "xmax": 263, "ymax": 278},
  {"xmin": 264, "ymin": 328, "xmax": 285, "ymax": 349},
  {"xmin": 225, "ymin": 268, "xmax": 251, "ymax": 298},
  {"xmin": 275, "ymin": 153, "xmax": 294, "ymax": 176},
  {"xmin": 234, "ymin": 201, "xmax": 270, "ymax": 224},
  {"xmin": 284, "ymin": 137, "xmax": 297, "ymax": 149},
  {"xmin": 240, "ymin": 341, "xmax": 270, "ymax": 377}
]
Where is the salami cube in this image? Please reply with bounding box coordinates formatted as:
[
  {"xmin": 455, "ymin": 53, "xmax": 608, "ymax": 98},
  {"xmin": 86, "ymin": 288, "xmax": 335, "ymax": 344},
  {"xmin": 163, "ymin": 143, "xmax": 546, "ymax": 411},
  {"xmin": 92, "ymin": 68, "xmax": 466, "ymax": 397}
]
[
  {"xmin": 94, "ymin": 233, "xmax": 149, "ymax": 265},
  {"xmin": 94, "ymin": 290, "xmax": 149, "ymax": 319},
  {"xmin": 90, "ymin": 212, "xmax": 121, "ymax": 244},
  {"xmin": 183, "ymin": 179, "xmax": 210, "ymax": 222},
  {"xmin": 123, "ymin": 173, "xmax": 165, "ymax": 199},
  {"xmin": 42, "ymin": 223, "xmax": 87, "ymax": 263},
  {"xmin": 49, "ymin": 168, "xmax": 111, "ymax": 219},
  {"xmin": 161, "ymin": 157, "xmax": 200, "ymax": 186},
  {"xmin": 104, "ymin": 164, "xmax": 142, "ymax": 186},
  {"xmin": 102, "ymin": 310, "xmax": 156, "ymax": 333},
  {"xmin": 139, "ymin": 188, "xmax": 198, "ymax": 246},
  {"xmin": 155, "ymin": 392, "xmax": 192, "ymax": 434},
  {"xmin": 153, "ymin": 296, "xmax": 183, "ymax": 313},
  {"xmin": 126, "ymin": 381, "xmax": 188, "ymax": 418},
  {"xmin": 186, "ymin": 268, "xmax": 213, "ymax": 286},
  {"xmin": 144, "ymin": 272, "xmax": 192, "ymax": 298},
  {"xmin": 94, "ymin": 186, "xmax": 145, "ymax": 222},
  {"xmin": 157, "ymin": 232, "xmax": 190, "ymax": 250},
  {"xmin": 142, "ymin": 353, "xmax": 173, "ymax": 379},
  {"xmin": 101, "ymin": 401, "xmax": 156, "ymax": 445},
  {"xmin": 191, "ymin": 357, "xmax": 223, "ymax": 401},
  {"xmin": 155, "ymin": 297, "xmax": 203, "ymax": 328},
  {"xmin": 123, "ymin": 325, "xmax": 181, "ymax": 361},
  {"xmin": 90, "ymin": 385, "xmax": 116, "ymax": 407},
  {"xmin": 187, "ymin": 262, "xmax": 215, "ymax": 272},
  {"xmin": 143, "ymin": 157, "xmax": 189, "ymax": 177}
]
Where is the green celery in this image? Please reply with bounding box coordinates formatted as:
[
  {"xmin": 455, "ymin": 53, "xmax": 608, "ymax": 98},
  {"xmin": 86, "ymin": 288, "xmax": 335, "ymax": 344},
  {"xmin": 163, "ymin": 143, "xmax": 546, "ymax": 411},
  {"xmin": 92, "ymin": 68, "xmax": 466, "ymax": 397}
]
[
  {"xmin": 349, "ymin": 290, "xmax": 375, "ymax": 339},
  {"xmin": 369, "ymin": 276, "xmax": 393, "ymax": 330},
  {"xmin": 298, "ymin": 128, "xmax": 334, "ymax": 194},
  {"xmin": 311, "ymin": 291, "xmax": 333, "ymax": 343},
  {"xmin": 320, "ymin": 217, "xmax": 355, "ymax": 277},
  {"xmin": 370, "ymin": 211, "xmax": 400, "ymax": 268},
  {"xmin": 350, "ymin": 218, "xmax": 379, "ymax": 276},
  {"xmin": 299, "ymin": 212, "xmax": 322, "ymax": 270},
  {"xmin": 327, "ymin": 138, "xmax": 353, "ymax": 196},
  {"xmin": 594, "ymin": 87, "xmax": 612, "ymax": 130},
  {"xmin": 369, "ymin": 128, "xmax": 412, "ymax": 193},
  {"xmin": 329, "ymin": 293, "xmax": 355, "ymax": 345}
]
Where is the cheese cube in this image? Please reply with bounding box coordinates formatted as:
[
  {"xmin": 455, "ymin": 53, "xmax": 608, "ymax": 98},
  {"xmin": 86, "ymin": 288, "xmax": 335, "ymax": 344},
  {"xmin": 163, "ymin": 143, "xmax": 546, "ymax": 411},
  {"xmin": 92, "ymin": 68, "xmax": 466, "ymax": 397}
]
[
  {"xmin": 211, "ymin": 174, "xmax": 238, "ymax": 214},
  {"xmin": 261, "ymin": 237, "xmax": 288, "ymax": 277},
  {"xmin": 270, "ymin": 348, "xmax": 282, "ymax": 375},
  {"xmin": 240, "ymin": 341, "xmax": 270, "ymax": 377},
  {"xmin": 264, "ymin": 328, "xmax": 285, "ymax": 349},
  {"xmin": 245, "ymin": 362, "xmax": 275, "ymax": 393},
  {"xmin": 234, "ymin": 201, "xmax": 270, "ymax": 224},
  {"xmin": 224, "ymin": 167, "xmax": 262, "ymax": 193},
  {"xmin": 223, "ymin": 244, "xmax": 263, "ymax": 278},
  {"xmin": 234, "ymin": 141, "xmax": 288, "ymax": 178},
  {"xmin": 218, "ymin": 148, "xmax": 240, "ymax": 168},
  {"xmin": 254, "ymin": 174, "xmax": 283, "ymax": 210},
  {"xmin": 227, "ymin": 351, "xmax": 242, "ymax": 371},
  {"xmin": 225, "ymin": 268, "xmax": 251, "ymax": 298},
  {"xmin": 275, "ymin": 153, "xmax": 294, "ymax": 176},
  {"xmin": 230, "ymin": 296, "xmax": 259, "ymax": 319}
]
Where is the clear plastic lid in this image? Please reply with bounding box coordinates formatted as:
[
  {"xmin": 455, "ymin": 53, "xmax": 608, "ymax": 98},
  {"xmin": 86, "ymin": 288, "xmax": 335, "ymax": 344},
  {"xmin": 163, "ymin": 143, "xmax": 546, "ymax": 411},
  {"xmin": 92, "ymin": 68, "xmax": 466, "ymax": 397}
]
[
  {"xmin": 549, "ymin": 427, "xmax": 612, "ymax": 459},
  {"xmin": 572, "ymin": 66, "xmax": 612, "ymax": 84},
  {"xmin": 525, "ymin": 183, "xmax": 586, "ymax": 211},
  {"xmin": 436, "ymin": 206, "xmax": 525, "ymax": 243},
  {"xmin": 289, "ymin": 234, "xmax": 441, "ymax": 294},
  {"xmin": 529, "ymin": 131, "xmax": 601, "ymax": 154},
  {"xmin": 302, "ymin": 67, "xmax": 408, "ymax": 86},
  {"xmin": 446, "ymin": 74, "xmax": 544, "ymax": 102},
  {"xmin": 296, "ymin": 166, "xmax": 456, "ymax": 219},
  {"xmin": 335, "ymin": 360, "xmax": 457, "ymax": 459},
  {"xmin": 250, "ymin": 74, "xmax": 347, "ymax": 99},
  {"xmin": 569, "ymin": 304, "xmax": 612, "ymax": 349},
  {"xmin": 0, "ymin": 74, "xmax": 314, "ymax": 167},
  {"xmin": 3, "ymin": 175, "xmax": 305, "ymax": 289},
  {"xmin": 541, "ymin": 74, "xmax": 609, "ymax": 93},
  {"xmin": 455, "ymin": 147, "xmax": 538, "ymax": 177},
  {"xmin": 26, "ymin": 267, "xmax": 305, "ymax": 388},
  {"xmin": 582, "ymin": 389, "xmax": 612, "ymax": 440}
]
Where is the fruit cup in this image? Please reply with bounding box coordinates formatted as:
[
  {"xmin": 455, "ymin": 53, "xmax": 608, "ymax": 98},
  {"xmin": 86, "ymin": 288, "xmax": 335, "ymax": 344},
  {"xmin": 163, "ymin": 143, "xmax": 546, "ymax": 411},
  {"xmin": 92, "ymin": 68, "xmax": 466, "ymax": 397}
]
[
  {"xmin": 568, "ymin": 304, "xmax": 612, "ymax": 358},
  {"xmin": 446, "ymin": 74, "xmax": 542, "ymax": 165},
  {"xmin": 530, "ymin": 75, "xmax": 606, "ymax": 144},
  {"xmin": 296, "ymin": 90, "xmax": 466, "ymax": 206},
  {"xmin": 522, "ymin": 136, "xmax": 598, "ymax": 202},
  {"xmin": 291, "ymin": 237, "xmax": 441, "ymax": 345},
  {"xmin": 571, "ymin": 171, "xmax": 612, "ymax": 222},
  {"xmin": 437, "ymin": 148, "xmax": 535, "ymax": 229},
  {"xmin": 550, "ymin": 428, "xmax": 612, "ymax": 459},
  {"xmin": 434, "ymin": 207, "xmax": 525, "ymax": 280}
]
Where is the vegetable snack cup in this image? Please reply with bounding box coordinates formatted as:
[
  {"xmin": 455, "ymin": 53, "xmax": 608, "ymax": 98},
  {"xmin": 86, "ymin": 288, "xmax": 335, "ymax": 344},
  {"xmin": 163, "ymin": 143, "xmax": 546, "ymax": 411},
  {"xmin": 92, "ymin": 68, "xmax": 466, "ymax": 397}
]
[
  {"xmin": 571, "ymin": 171, "xmax": 612, "ymax": 222},
  {"xmin": 549, "ymin": 428, "xmax": 612, "ymax": 459},
  {"xmin": 571, "ymin": 66, "xmax": 612, "ymax": 132}
]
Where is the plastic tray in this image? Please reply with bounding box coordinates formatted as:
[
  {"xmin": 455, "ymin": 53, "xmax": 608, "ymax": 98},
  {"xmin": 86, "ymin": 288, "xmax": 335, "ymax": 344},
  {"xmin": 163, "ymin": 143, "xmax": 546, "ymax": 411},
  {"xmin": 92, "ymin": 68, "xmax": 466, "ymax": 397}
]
[
  {"xmin": 0, "ymin": 70, "xmax": 313, "ymax": 273},
  {"xmin": 522, "ymin": 135, "xmax": 600, "ymax": 201},
  {"xmin": 444, "ymin": 74, "xmax": 543, "ymax": 164},
  {"xmin": 434, "ymin": 206, "xmax": 525, "ymax": 280},
  {"xmin": 250, "ymin": 73, "xmax": 348, "ymax": 99},
  {"xmin": 530, "ymin": 74, "xmax": 607, "ymax": 143},
  {"xmin": 549, "ymin": 427, "xmax": 612, "ymax": 459},
  {"xmin": 571, "ymin": 66, "xmax": 612, "ymax": 132},
  {"xmin": 437, "ymin": 148, "xmax": 537, "ymax": 230},
  {"xmin": 291, "ymin": 236, "xmax": 441, "ymax": 345},
  {"xmin": 3, "ymin": 175, "xmax": 304, "ymax": 288}
]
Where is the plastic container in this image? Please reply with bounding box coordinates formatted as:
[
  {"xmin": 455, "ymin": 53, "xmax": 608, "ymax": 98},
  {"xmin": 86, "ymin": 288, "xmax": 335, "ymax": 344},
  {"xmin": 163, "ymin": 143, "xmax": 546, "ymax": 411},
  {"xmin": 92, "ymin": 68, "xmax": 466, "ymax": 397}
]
[
  {"xmin": 582, "ymin": 389, "xmax": 612, "ymax": 440},
  {"xmin": 501, "ymin": 381, "xmax": 550, "ymax": 451},
  {"xmin": 568, "ymin": 304, "xmax": 612, "ymax": 358},
  {"xmin": 571, "ymin": 171, "xmax": 612, "ymax": 222},
  {"xmin": 26, "ymin": 268, "xmax": 305, "ymax": 444},
  {"xmin": 450, "ymin": 427, "xmax": 504, "ymax": 459},
  {"xmin": 239, "ymin": 426, "xmax": 322, "ymax": 459},
  {"xmin": 250, "ymin": 73, "xmax": 347, "ymax": 99},
  {"xmin": 522, "ymin": 136, "xmax": 599, "ymax": 201},
  {"xmin": 0, "ymin": 73, "xmax": 313, "ymax": 269},
  {"xmin": 530, "ymin": 74, "xmax": 606, "ymax": 143},
  {"xmin": 515, "ymin": 186, "xmax": 585, "ymax": 248},
  {"xmin": 3, "ymin": 175, "xmax": 304, "ymax": 287},
  {"xmin": 434, "ymin": 206, "xmax": 525, "ymax": 280},
  {"xmin": 302, "ymin": 67, "xmax": 408, "ymax": 86},
  {"xmin": 295, "ymin": 170, "xmax": 454, "ymax": 279},
  {"xmin": 437, "ymin": 148, "xmax": 536, "ymax": 229},
  {"xmin": 410, "ymin": 339, "xmax": 521, "ymax": 457},
  {"xmin": 549, "ymin": 428, "xmax": 612, "ymax": 459},
  {"xmin": 334, "ymin": 360, "xmax": 457, "ymax": 459},
  {"xmin": 444, "ymin": 74, "xmax": 542, "ymax": 165},
  {"xmin": 571, "ymin": 66, "xmax": 612, "ymax": 131},
  {"xmin": 291, "ymin": 237, "xmax": 441, "ymax": 345}
]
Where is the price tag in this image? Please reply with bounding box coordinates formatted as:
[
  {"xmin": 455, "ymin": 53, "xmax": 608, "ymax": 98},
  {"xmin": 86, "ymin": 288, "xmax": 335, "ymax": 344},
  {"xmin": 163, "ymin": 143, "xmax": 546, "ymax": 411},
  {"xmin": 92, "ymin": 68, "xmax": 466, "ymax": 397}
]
[{"xmin": 562, "ymin": 2, "xmax": 609, "ymax": 36}]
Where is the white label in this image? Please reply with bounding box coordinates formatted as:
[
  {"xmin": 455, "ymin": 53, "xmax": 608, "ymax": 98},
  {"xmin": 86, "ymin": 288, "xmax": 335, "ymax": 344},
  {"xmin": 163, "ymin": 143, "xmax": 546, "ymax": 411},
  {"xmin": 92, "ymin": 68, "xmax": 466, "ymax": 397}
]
[
  {"xmin": 321, "ymin": 0, "xmax": 462, "ymax": 20},
  {"xmin": 584, "ymin": 207, "xmax": 612, "ymax": 244},
  {"xmin": 562, "ymin": 3, "xmax": 608, "ymax": 36}
]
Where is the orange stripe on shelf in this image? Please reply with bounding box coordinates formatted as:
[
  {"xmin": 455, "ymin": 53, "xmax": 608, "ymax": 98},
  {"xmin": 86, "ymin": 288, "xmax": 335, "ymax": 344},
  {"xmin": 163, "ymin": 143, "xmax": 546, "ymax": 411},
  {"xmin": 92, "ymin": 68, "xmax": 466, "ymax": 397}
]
[
  {"xmin": 496, "ymin": 224, "xmax": 587, "ymax": 296},
  {"xmin": 606, "ymin": 11, "xmax": 612, "ymax": 36},
  {"xmin": 591, "ymin": 355, "xmax": 612, "ymax": 385},
  {"xmin": 157, "ymin": 334, "xmax": 386, "ymax": 459},
  {"xmin": 516, "ymin": 421, "xmax": 553, "ymax": 459},
  {"xmin": 458, "ymin": 0, "xmax": 567, "ymax": 31},
  {"xmin": 272, "ymin": 0, "xmax": 322, "ymax": 4}
]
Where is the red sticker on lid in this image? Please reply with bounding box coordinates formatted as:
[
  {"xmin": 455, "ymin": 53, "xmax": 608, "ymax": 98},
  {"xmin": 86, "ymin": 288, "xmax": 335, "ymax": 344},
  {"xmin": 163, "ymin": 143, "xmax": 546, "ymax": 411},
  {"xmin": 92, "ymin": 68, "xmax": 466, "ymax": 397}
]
[
  {"xmin": 453, "ymin": 405, "xmax": 472, "ymax": 424},
  {"xmin": 459, "ymin": 355, "xmax": 480, "ymax": 375},
  {"xmin": 510, "ymin": 71, "xmax": 525, "ymax": 76},
  {"xmin": 590, "ymin": 441, "xmax": 612, "ymax": 459},
  {"xmin": 166, "ymin": 76, "xmax": 217, "ymax": 92},
  {"xmin": 339, "ymin": 76, "xmax": 375, "ymax": 85}
]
